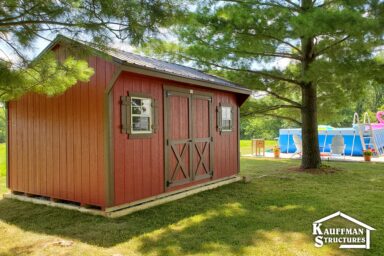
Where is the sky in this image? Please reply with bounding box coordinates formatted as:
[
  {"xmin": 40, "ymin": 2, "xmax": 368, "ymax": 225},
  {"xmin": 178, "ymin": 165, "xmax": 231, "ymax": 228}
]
[
  {"xmin": 0, "ymin": 32, "xmax": 135, "ymax": 64},
  {"xmin": 0, "ymin": 29, "xmax": 291, "ymax": 71}
]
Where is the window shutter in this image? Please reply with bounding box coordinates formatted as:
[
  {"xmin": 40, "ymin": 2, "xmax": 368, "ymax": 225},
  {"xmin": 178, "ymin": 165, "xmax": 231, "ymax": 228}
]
[
  {"xmin": 127, "ymin": 96, "xmax": 132, "ymax": 134},
  {"xmin": 151, "ymin": 98, "xmax": 158, "ymax": 133},
  {"xmin": 121, "ymin": 95, "xmax": 131, "ymax": 134},
  {"xmin": 216, "ymin": 104, "xmax": 222, "ymax": 132}
]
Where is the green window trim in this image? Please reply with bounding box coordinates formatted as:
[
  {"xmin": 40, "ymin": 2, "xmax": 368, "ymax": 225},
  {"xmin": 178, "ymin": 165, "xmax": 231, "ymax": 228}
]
[
  {"xmin": 217, "ymin": 103, "xmax": 234, "ymax": 134},
  {"xmin": 131, "ymin": 96, "xmax": 153, "ymax": 134},
  {"xmin": 121, "ymin": 92, "xmax": 157, "ymax": 139}
]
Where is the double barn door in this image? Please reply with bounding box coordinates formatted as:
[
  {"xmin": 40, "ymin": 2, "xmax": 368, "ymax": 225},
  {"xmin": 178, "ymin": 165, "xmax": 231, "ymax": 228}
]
[{"xmin": 164, "ymin": 87, "xmax": 213, "ymax": 189}]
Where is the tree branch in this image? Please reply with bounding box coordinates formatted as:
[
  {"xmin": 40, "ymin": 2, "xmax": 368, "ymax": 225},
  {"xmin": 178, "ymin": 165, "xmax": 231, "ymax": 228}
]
[
  {"xmin": 0, "ymin": 20, "xmax": 80, "ymax": 28},
  {"xmin": 0, "ymin": 36, "xmax": 29, "ymax": 64},
  {"xmin": 0, "ymin": 19, "xmax": 132, "ymax": 30},
  {"xmin": 193, "ymin": 35, "xmax": 302, "ymax": 60},
  {"xmin": 315, "ymin": 36, "xmax": 350, "ymax": 56},
  {"xmin": 260, "ymin": 113, "xmax": 302, "ymax": 125},
  {"xmin": 251, "ymin": 104, "xmax": 301, "ymax": 114},
  {"xmin": 242, "ymin": 110, "xmax": 302, "ymax": 125},
  {"xmin": 227, "ymin": 47, "xmax": 302, "ymax": 60},
  {"xmin": 176, "ymin": 53, "xmax": 302, "ymax": 85},
  {"xmin": 261, "ymin": 90, "xmax": 302, "ymax": 106},
  {"xmin": 211, "ymin": 64, "xmax": 300, "ymax": 85},
  {"xmin": 0, "ymin": 3, "xmax": 41, "ymax": 23},
  {"xmin": 235, "ymin": 31, "xmax": 302, "ymax": 54},
  {"xmin": 315, "ymin": 0, "xmax": 337, "ymax": 8},
  {"xmin": 282, "ymin": 0, "xmax": 301, "ymax": 9},
  {"xmin": 219, "ymin": 0, "xmax": 299, "ymax": 10}
]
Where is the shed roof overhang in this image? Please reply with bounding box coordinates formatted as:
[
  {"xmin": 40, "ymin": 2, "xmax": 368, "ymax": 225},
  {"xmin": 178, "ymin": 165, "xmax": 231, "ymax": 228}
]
[{"xmin": 35, "ymin": 35, "xmax": 252, "ymax": 104}]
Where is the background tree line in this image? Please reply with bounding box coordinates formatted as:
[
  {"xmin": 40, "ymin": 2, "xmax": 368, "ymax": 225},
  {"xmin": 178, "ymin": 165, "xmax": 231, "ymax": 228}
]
[{"xmin": 241, "ymin": 77, "xmax": 384, "ymax": 140}]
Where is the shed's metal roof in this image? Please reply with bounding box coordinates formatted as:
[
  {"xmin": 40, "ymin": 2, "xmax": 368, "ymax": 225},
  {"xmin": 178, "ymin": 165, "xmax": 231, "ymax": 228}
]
[
  {"xmin": 106, "ymin": 48, "xmax": 249, "ymax": 93},
  {"xmin": 40, "ymin": 35, "xmax": 251, "ymax": 95}
]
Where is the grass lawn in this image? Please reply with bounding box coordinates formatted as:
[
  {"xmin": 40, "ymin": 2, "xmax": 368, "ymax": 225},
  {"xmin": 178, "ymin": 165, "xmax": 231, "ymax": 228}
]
[{"xmin": 0, "ymin": 144, "xmax": 383, "ymax": 255}]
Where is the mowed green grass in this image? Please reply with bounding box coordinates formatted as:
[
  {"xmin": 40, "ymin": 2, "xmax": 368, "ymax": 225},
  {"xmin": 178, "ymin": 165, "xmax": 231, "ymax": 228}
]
[{"xmin": 0, "ymin": 144, "xmax": 383, "ymax": 255}]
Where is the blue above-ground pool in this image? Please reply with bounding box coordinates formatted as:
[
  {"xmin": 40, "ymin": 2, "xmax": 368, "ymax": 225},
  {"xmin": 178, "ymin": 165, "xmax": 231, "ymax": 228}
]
[{"xmin": 279, "ymin": 126, "xmax": 384, "ymax": 156}]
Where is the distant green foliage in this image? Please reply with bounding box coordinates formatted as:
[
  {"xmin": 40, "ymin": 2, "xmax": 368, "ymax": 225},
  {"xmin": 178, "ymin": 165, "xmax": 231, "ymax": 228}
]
[
  {"xmin": 240, "ymin": 140, "xmax": 277, "ymax": 155},
  {"xmin": 0, "ymin": 109, "xmax": 5, "ymax": 144},
  {"xmin": 0, "ymin": 144, "xmax": 5, "ymax": 177},
  {"xmin": 241, "ymin": 117, "xmax": 285, "ymax": 140}
]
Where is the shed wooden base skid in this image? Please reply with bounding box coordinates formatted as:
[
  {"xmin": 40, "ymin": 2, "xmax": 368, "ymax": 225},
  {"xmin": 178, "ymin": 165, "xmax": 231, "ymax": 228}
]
[
  {"xmin": 3, "ymin": 175, "xmax": 243, "ymax": 218},
  {"xmin": 3, "ymin": 193, "xmax": 105, "ymax": 216}
]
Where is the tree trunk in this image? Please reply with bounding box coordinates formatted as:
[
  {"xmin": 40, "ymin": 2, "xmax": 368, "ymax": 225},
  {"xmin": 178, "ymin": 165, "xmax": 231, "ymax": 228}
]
[
  {"xmin": 301, "ymin": 83, "xmax": 321, "ymax": 169},
  {"xmin": 300, "ymin": 0, "xmax": 322, "ymax": 169}
]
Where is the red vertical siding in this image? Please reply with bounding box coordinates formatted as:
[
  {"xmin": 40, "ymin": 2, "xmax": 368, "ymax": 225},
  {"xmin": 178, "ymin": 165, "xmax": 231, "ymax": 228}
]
[
  {"xmin": 59, "ymin": 80, "xmax": 67, "ymax": 199},
  {"xmin": 52, "ymin": 95, "xmax": 60, "ymax": 198},
  {"xmin": 72, "ymin": 73, "xmax": 82, "ymax": 203},
  {"xmin": 213, "ymin": 91, "xmax": 239, "ymax": 179},
  {"xmin": 96, "ymin": 57, "xmax": 107, "ymax": 205},
  {"xmin": 112, "ymin": 72, "xmax": 164, "ymax": 205},
  {"xmin": 40, "ymin": 97, "xmax": 47, "ymax": 196},
  {"xmin": 89, "ymin": 57, "xmax": 98, "ymax": 204},
  {"xmin": 46, "ymin": 96, "xmax": 54, "ymax": 196},
  {"xmin": 8, "ymin": 48, "xmax": 116, "ymax": 207},
  {"xmin": 112, "ymin": 72, "xmax": 239, "ymax": 206},
  {"xmin": 9, "ymin": 49, "xmax": 240, "ymax": 208},
  {"xmin": 66, "ymin": 86, "xmax": 74, "ymax": 201}
]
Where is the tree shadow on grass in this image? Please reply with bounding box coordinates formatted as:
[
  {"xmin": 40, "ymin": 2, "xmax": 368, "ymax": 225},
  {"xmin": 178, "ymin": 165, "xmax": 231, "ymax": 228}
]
[
  {"xmin": 1, "ymin": 159, "xmax": 381, "ymax": 255},
  {"xmin": 0, "ymin": 182, "xmax": 336, "ymax": 255}
]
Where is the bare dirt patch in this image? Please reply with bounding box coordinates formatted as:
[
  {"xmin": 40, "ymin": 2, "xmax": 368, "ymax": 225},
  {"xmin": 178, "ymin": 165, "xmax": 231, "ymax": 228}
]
[{"xmin": 286, "ymin": 165, "xmax": 343, "ymax": 174}]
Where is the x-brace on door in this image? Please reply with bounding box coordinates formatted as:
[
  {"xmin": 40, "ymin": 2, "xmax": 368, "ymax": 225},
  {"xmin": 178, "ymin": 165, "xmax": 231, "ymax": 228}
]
[{"xmin": 164, "ymin": 87, "xmax": 213, "ymax": 189}]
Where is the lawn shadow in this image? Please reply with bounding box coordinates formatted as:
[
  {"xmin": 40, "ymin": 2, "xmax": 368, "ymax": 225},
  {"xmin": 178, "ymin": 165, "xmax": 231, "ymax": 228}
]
[
  {"xmin": 0, "ymin": 180, "xmax": 334, "ymax": 255},
  {"xmin": 1, "ymin": 158, "xmax": 381, "ymax": 255}
]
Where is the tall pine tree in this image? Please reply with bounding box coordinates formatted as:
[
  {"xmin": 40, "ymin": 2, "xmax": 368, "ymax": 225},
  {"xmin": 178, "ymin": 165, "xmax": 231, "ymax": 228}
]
[
  {"xmin": 0, "ymin": 0, "xmax": 177, "ymax": 101},
  {"xmin": 144, "ymin": 0, "xmax": 384, "ymax": 169}
]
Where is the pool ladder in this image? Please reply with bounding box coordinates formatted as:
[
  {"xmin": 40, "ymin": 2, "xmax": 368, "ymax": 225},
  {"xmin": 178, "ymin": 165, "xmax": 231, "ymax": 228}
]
[{"xmin": 353, "ymin": 113, "xmax": 381, "ymax": 156}]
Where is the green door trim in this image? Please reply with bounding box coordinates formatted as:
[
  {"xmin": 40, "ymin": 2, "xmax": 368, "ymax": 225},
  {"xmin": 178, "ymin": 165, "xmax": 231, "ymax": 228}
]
[
  {"xmin": 104, "ymin": 67, "xmax": 123, "ymax": 207},
  {"xmin": 163, "ymin": 85, "xmax": 214, "ymax": 190}
]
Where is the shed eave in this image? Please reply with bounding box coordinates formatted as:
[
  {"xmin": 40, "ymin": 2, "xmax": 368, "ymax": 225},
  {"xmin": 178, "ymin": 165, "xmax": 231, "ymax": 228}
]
[
  {"xmin": 35, "ymin": 35, "xmax": 252, "ymax": 97},
  {"xmin": 118, "ymin": 62, "xmax": 252, "ymax": 96}
]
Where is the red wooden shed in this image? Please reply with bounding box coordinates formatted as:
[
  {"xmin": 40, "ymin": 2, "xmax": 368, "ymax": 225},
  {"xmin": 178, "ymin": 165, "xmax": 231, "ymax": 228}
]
[{"xmin": 6, "ymin": 35, "xmax": 251, "ymax": 216}]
